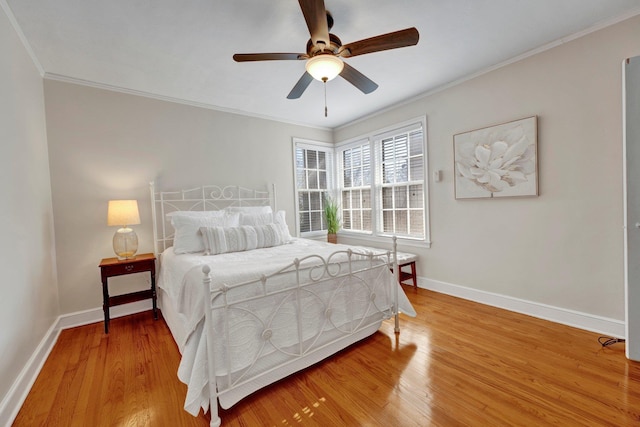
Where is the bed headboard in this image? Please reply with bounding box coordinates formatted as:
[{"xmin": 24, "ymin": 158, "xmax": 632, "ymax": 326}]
[{"xmin": 150, "ymin": 182, "xmax": 276, "ymax": 255}]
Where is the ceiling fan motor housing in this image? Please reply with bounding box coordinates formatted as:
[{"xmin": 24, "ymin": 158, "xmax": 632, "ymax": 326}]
[{"xmin": 307, "ymin": 33, "xmax": 343, "ymax": 57}]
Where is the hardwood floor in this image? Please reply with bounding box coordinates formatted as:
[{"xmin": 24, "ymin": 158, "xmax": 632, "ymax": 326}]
[{"xmin": 13, "ymin": 287, "xmax": 640, "ymax": 426}]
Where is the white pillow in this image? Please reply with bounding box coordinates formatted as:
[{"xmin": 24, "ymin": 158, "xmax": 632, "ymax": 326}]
[
  {"xmin": 200, "ymin": 224, "xmax": 284, "ymax": 255},
  {"xmin": 240, "ymin": 212, "xmax": 273, "ymax": 226},
  {"xmin": 274, "ymin": 210, "xmax": 292, "ymax": 242},
  {"xmin": 225, "ymin": 206, "xmax": 272, "ymax": 215},
  {"xmin": 238, "ymin": 211, "xmax": 292, "ymax": 242},
  {"xmin": 166, "ymin": 210, "xmax": 224, "ymax": 218},
  {"xmin": 171, "ymin": 212, "xmax": 239, "ymax": 254}
]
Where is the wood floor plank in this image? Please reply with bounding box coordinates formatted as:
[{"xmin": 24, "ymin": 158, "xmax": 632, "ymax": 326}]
[{"xmin": 12, "ymin": 287, "xmax": 640, "ymax": 426}]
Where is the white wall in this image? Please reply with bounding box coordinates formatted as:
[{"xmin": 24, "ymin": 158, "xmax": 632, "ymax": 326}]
[
  {"xmin": 43, "ymin": 80, "xmax": 332, "ymax": 314},
  {"xmin": 0, "ymin": 3, "xmax": 59, "ymax": 412},
  {"xmin": 336, "ymin": 15, "xmax": 640, "ymax": 323}
]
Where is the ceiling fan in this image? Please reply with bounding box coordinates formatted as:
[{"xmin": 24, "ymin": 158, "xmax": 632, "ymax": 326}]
[{"xmin": 233, "ymin": 0, "xmax": 420, "ymax": 100}]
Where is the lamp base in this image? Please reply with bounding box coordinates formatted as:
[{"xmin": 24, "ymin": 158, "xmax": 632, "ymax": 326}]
[{"xmin": 113, "ymin": 227, "xmax": 138, "ymax": 260}]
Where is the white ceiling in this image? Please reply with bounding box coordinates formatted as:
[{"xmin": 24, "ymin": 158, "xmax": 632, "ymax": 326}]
[{"xmin": 5, "ymin": 0, "xmax": 640, "ymax": 129}]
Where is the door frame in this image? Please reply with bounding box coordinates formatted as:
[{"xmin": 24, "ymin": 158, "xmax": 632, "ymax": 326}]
[{"xmin": 623, "ymin": 56, "xmax": 640, "ymax": 361}]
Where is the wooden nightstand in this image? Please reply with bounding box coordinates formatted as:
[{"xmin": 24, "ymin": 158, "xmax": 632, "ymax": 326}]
[
  {"xmin": 392, "ymin": 252, "xmax": 418, "ymax": 287},
  {"xmin": 398, "ymin": 259, "xmax": 417, "ymax": 287},
  {"xmin": 99, "ymin": 253, "xmax": 157, "ymax": 333}
]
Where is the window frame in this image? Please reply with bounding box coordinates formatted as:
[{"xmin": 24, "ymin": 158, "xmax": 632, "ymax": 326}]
[
  {"xmin": 337, "ymin": 138, "xmax": 373, "ymax": 236},
  {"xmin": 335, "ymin": 116, "xmax": 431, "ymax": 248},
  {"xmin": 292, "ymin": 138, "xmax": 335, "ymax": 238}
]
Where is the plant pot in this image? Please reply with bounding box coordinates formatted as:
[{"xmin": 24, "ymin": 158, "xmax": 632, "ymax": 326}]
[{"xmin": 327, "ymin": 233, "xmax": 337, "ymax": 244}]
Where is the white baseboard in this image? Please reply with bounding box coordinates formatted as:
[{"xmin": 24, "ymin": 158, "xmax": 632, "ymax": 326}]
[
  {"xmin": 418, "ymin": 276, "xmax": 626, "ymax": 338},
  {"xmin": 56, "ymin": 299, "xmax": 153, "ymax": 330},
  {"xmin": 0, "ymin": 300, "xmax": 153, "ymax": 427},
  {"xmin": 0, "ymin": 322, "xmax": 59, "ymax": 427}
]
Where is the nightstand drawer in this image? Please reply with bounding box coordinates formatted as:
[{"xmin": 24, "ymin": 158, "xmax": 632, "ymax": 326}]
[{"xmin": 104, "ymin": 259, "xmax": 153, "ymax": 277}]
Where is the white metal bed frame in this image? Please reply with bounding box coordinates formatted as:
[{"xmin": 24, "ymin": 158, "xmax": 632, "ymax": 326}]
[
  {"xmin": 150, "ymin": 183, "xmax": 401, "ymax": 427},
  {"xmin": 150, "ymin": 182, "xmax": 276, "ymax": 255}
]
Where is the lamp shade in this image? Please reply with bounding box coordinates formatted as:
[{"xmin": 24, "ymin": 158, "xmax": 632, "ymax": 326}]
[
  {"xmin": 107, "ymin": 200, "xmax": 140, "ymax": 227},
  {"xmin": 305, "ymin": 55, "xmax": 344, "ymax": 82}
]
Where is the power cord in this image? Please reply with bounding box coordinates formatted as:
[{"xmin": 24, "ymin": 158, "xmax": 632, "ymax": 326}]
[{"xmin": 598, "ymin": 336, "xmax": 625, "ymax": 347}]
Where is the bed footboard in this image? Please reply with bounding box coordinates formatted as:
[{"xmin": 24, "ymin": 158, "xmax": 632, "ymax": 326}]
[{"xmin": 201, "ymin": 239, "xmax": 401, "ymax": 427}]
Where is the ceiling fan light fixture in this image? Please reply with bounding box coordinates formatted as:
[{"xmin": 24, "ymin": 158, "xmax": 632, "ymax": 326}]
[{"xmin": 305, "ymin": 55, "xmax": 344, "ymax": 82}]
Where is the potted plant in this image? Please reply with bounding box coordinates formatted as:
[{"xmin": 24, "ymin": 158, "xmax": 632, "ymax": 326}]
[{"xmin": 323, "ymin": 195, "xmax": 340, "ymax": 244}]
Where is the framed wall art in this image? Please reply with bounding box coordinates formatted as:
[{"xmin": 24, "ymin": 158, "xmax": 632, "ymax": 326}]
[{"xmin": 453, "ymin": 116, "xmax": 538, "ymax": 199}]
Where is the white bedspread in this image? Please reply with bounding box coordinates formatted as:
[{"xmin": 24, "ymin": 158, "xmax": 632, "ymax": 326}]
[{"xmin": 158, "ymin": 238, "xmax": 416, "ymax": 415}]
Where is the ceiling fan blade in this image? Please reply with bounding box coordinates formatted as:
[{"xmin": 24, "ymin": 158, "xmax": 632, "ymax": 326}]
[
  {"xmin": 233, "ymin": 53, "xmax": 306, "ymax": 62},
  {"xmin": 340, "ymin": 63, "xmax": 378, "ymax": 94},
  {"xmin": 287, "ymin": 72, "xmax": 314, "ymax": 99},
  {"xmin": 298, "ymin": 0, "xmax": 330, "ymax": 47},
  {"xmin": 338, "ymin": 27, "xmax": 419, "ymax": 58}
]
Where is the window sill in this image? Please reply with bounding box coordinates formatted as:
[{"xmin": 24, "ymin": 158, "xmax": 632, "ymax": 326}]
[{"xmin": 299, "ymin": 231, "xmax": 329, "ymax": 240}]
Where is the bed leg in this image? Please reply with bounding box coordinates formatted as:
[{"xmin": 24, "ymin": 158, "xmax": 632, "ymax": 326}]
[
  {"xmin": 393, "ymin": 236, "xmax": 400, "ymax": 334},
  {"xmin": 203, "ymin": 265, "xmax": 222, "ymax": 427}
]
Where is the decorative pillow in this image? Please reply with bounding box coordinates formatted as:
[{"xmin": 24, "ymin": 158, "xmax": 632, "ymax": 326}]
[
  {"xmin": 200, "ymin": 224, "xmax": 284, "ymax": 255},
  {"xmin": 171, "ymin": 212, "xmax": 239, "ymax": 254},
  {"xmin": 225, "ymin": 206, "xmax": 272, "ymax": 215}
]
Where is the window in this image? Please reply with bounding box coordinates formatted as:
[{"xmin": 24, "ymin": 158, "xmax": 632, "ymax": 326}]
[
  {"xmin": 378, "ymin": 127, "xmax": 425, "ymax": 239},
  {"xmin": 293, "ymin": 119, "xmax": 428, "ymax": 244},
  {"xmin": 336, "ymin": 118, "xmax": 429, "ymax": 244},
  {"xmin": 293, "ymin": 139, "xmax": 333, "ymax": 235},
  {"xmin": 340, "ymin": 140, "xmax": 372, "ymax": 233}
]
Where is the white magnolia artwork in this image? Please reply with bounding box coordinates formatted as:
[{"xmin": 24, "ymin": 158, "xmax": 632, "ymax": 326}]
[{"xmin": 453, "ymin": 116, "xmax": 538, "ymax": 199}]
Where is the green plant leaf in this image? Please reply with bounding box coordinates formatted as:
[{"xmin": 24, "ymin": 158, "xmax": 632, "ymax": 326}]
[{"xmin": 323, "ymin": 195, "xmax": 340, "ymax": 234}]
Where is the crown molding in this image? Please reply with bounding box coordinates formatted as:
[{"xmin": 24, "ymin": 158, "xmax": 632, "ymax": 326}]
[{"xmin": 43, "ymin": 72, "xmax": 333, "ymax": 132}]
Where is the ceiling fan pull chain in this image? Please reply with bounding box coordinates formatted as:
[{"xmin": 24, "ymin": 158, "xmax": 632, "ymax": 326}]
[{"xmin": 323, "ymin": 77, "xmax": 328, "ymax": 117}]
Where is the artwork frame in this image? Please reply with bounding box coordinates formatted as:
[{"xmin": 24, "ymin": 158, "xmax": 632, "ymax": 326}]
[{"xmin": 453, "ymin": 116, "xmax": 538, "ymax": 199}]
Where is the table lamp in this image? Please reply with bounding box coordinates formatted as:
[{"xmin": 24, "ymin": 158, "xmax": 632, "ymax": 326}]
[{"xmin": 107, "ymin": 200, "xmax": 141, "ymax": 259}]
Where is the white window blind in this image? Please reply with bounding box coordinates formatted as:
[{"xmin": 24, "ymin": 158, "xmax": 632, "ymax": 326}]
[
  {"xmin": 378, "ymin": 127, "xmax": 425, "ymax": 239},
  {"xmin": 340, "ymin": 141, "xmax": 372, "ymax": 233},
  {"xmin": 294, "ymin": 140, "xmax": 333, "ymax": 235}
]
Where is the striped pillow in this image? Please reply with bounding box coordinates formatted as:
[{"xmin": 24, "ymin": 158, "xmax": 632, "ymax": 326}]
[{"xmin": 200, "ymin": 223, "xmax": 284, "ymax": 255}]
